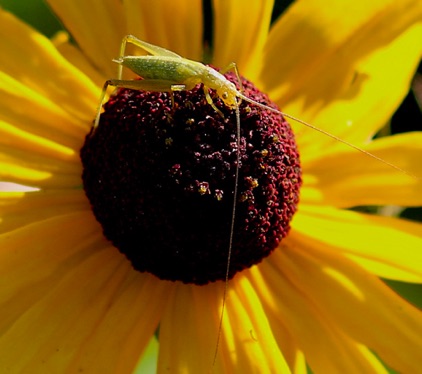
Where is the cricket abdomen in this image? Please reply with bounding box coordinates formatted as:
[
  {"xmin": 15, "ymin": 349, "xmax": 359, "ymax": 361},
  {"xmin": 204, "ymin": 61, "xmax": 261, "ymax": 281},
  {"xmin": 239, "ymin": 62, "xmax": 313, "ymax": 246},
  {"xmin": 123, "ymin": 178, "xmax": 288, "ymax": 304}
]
[{"xmin": 120, "ymin": 55, "xmax": 204, "ymax": 87}]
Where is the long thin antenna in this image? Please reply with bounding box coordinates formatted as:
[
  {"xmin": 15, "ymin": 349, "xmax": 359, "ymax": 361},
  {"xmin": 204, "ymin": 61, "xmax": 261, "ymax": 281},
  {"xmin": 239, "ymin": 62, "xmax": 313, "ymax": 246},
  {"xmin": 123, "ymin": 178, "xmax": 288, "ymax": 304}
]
[
  {"xmin": 212, "ymin": 104, "xmax": 241, "ymax": 367},
  {"xmin": 238, "ymin": 93, "xmax": 420, "ymax": 180}
]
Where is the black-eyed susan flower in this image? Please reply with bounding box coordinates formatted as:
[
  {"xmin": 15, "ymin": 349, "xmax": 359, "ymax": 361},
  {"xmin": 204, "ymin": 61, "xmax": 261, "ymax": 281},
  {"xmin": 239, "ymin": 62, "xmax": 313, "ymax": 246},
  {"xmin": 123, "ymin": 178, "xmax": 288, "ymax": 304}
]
[{"xmin": 1, "ymin": 0, "xmax": 422, "ymax": 373}]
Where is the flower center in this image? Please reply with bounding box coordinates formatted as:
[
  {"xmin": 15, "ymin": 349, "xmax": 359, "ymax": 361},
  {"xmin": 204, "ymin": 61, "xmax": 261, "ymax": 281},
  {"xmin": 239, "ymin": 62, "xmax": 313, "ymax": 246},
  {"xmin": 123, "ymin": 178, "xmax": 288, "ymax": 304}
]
[{"xmin": 80, "ymin": 71, "xmax": 302, "ymax": 285}]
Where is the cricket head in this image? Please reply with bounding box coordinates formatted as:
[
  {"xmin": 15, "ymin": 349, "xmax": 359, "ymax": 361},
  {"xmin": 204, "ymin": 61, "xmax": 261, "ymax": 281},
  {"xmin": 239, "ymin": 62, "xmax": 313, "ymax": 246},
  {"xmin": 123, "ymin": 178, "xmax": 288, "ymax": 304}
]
[
  {"xmin": 204, "ymin": 67, "xmax": 239, "ymax": 109},
  {"xmin": 217, "ymin": 80, "xmax": 239, "ymax": 109}
]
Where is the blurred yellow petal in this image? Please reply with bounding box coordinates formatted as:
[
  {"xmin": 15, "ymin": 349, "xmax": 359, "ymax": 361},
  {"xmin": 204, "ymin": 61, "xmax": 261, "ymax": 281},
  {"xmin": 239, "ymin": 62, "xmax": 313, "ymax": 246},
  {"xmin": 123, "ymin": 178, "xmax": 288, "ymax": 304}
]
[
  {"xmin": 0, "ymin": 71, "xmax": 87, "ymax": 149},
  {"xmin": 0, "ymin": 160, "xmax": 52, "ymax": 187},
  {"xmin": 52, "ymin": 31, "xmax": 106, "ymax": 88},
  {"xmin": 0, "ymin": 119, "xmax": 78, "ymax": 163},
  {"xmin": 157, "ymin": 283, "xmax": 222, "ymax": 373},
  {"xmin": 280, "ymin": 235, "xmax": 422, "ymax": 373},
  {"xmin": 0, "ymin": 212, "xmax": 170, "ymax": 373},
  {"xmin": 46, "ymin": 0, "xmax": 125, "ymax": 78},
  {"xmin": 242, "ymin": 294, "xmax": 307, "ymax": 374},
  {"xmin": 298, "ymin": 22, "xmax": 422, "ymax": 151},
  {"xmin": 260, "ymin": 0, "xmax": 422, "ymax": 151},
  {"xmin": 223, "ymin": 276, "xmax": 290, "ymax": 373},
  {"xmin": 212, "ymin": 0, "xmax": 274, "ymax": 78},
  {"xmin": 292, "ymin": 205, "xmax": 422, "ymax": 282},
  {"xmin": 158, "ymin": 278, "xmax": 290, "ymax": 374},
  {"xmin": 248, "ymin": 258, "xmax": 389, "ymax": 373},
  {"xmin": 0, "ymin": 212, "xmax": 103, "ymax": 331},
  {"xmin": 0, "ymin": 9, "xmax": 99, "ymax": 123},
  {"xmin": 66, "ymin": 273, "xmax": 170, "ymax": 373},
  {"xmin": 124, "ymin": 0, "xmax": 203, "ymax": 61},
  {"xmin": 302, "ymin": 132, "xmax": 422, "ymax": 207},
  {"xmin": 0, "ymin": 150, "xmax": 81, "ymax": 189},
  {"xmin": 0, "ymin": 189, "xmax": 88, "ymax": 233}
]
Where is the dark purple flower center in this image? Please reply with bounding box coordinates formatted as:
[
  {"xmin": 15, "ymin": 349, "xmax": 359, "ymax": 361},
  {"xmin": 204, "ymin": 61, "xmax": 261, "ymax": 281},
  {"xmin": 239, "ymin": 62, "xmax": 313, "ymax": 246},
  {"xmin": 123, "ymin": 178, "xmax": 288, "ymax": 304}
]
[{"xmin": 80, "ymin": 71, "xmax": 301, "ymax": 285}]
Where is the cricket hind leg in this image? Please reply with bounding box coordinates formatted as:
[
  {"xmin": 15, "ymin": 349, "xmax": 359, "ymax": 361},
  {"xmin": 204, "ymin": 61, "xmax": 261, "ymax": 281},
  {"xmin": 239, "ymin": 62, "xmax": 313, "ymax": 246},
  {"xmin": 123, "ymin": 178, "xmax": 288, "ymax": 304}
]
[{"xmin": 117, "ymin": 35, "xmax": 183, "ymax": 79}]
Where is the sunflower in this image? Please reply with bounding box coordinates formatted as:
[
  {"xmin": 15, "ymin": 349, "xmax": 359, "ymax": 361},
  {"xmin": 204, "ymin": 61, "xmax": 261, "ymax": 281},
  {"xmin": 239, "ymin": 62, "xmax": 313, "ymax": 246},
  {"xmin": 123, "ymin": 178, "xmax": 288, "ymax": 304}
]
[{"xmin": 1, "ymin": 0, "xmax": 422, "ymax": 373}]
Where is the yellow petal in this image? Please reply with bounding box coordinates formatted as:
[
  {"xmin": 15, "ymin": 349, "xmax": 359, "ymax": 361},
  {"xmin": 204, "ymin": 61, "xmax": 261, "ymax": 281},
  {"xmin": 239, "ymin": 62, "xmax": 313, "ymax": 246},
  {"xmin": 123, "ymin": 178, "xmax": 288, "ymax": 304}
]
[
  {"xmin": 0, "ymin": 211, "xmax": 169, "ymax": 372},
  {"xmin": 0, "ymin": 160, "xmax": 53, "ymax": 187},
  {"xmin": 248, "ymin": 256, "xmax": 388, "ymax": 373},
  {"xmin": 0, "ymin": 150, "xmax": 81, "ymax": 189},
  {"xmin": 298, "ymin": 21, "xmax": 422, "ymax": 152},
  {"xmin": 124, "ymin": 0, "xmax": 203, "ymax": 61},
  {"xmin": 157, "ymin": 283, "xmax": 223, "ymax": 373},
  {"xmin": 292, "ymin": 205, "xmax": 422, "ymax": 282},
  {"xmin": 0, "ymin": 211, "xmax": 103, "ymax": 336},
  {"xmin": 243, "ymin": 296, "xmax": 307, "ymax": 374},
  {"xmin": 67, "ymin": 273, "xmax": 170, "ymax": 373},
  {"xmin": 0, "ymin": 183, "xmax": 38, "ymax": 193},
  {"xmin": 222, "ymin": 276, "xmax": 291, "ymax": 373},
  {"xmin": 0, "ymin": 118, "xmax": 79, "ymax": 174},
  {"xmin": 0, "ymin": 189, "xmax": 88, "ymax": 233},
  {"xmin": 0, "ymin": 71, "xmax": 87, "ymax": 150},
  {"xmin": 0, "ymin": 119, "xmax": 78, "ymax": 164},
  {"xmin": 158, "ymin": 278, "xmax": 290, "ymax": 374},
  {"xmin": 301, "ymin": 132, "xmax": 422, "ymax": 207},
  {"xmin": 280, "ymin": 234, "xmax": 422, "ymax": 373},
  {"xmin": 52, "ymin": 31, "xmax": 106, "ymax": 88},
  {"xmin": 46, "ymin": 0, "xmax": 125, "ymax": 78},
  {"xmin": 260, "ymin": 0, "xmax": 422, "ymax": 150},
  {"xmin": 212, "ymin": 0, "xmax": 274, "ymax": 78},
  {"xmin": 0, "ymin": 9, "xmax": 99, "ymax": 124}
]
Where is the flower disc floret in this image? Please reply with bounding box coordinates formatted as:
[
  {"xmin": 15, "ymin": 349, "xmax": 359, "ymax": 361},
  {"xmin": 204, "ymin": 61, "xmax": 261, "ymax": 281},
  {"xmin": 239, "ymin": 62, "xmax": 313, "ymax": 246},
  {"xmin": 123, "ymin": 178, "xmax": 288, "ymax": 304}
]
[{"xmin": 81, "ymin": 71, "xmax": 302, "ymax": 284}]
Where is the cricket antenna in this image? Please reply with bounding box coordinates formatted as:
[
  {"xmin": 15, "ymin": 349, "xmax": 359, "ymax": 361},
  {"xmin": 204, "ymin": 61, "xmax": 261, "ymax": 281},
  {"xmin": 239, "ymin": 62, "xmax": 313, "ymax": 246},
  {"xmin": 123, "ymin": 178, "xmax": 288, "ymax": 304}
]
[
  {"xmin": 237, "ymin": 93, "xmax": 420, "ymax": 181},
  {"xmin": 212, "ymin": 103, "xmax": 241, "ymax": 367}
]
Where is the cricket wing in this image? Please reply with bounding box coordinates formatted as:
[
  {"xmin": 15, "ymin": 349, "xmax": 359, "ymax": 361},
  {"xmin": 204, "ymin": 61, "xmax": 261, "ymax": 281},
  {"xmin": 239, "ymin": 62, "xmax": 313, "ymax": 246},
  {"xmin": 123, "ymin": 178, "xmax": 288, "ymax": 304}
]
[{"xmin": 124, "ymin": 35, "xmax": 182, "ymax": 58}]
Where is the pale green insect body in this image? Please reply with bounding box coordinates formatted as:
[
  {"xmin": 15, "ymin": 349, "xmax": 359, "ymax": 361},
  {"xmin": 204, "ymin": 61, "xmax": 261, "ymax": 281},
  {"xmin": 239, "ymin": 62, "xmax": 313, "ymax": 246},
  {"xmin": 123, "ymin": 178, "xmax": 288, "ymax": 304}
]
[
  {"xmin": 116, "ymin": 54, "xmax": 240, "ymax": 110},
  {"xmin": 118, "ymin": 55, "xmax": 200, "ymax": 84}
]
